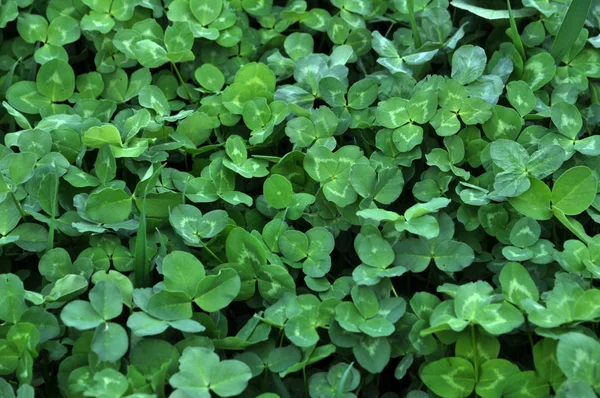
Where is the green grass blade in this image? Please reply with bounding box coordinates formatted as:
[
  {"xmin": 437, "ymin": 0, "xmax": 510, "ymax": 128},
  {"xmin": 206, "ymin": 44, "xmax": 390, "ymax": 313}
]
[
  {"xmin": 334, "ymin": 362, "xmax": 354, "ymax": 398},
  {"xmin": 507, "ymin": 0, "xmax": 526, "ymax": 61},
  {"xmin": 551, "ymin": 0, "xmax": 592, "ymax": 63},
  {"xmin": 134, "ymin": 191, "xmax": 148, "ymax": 288},
  {"xmin": 407, "ymin": 0, "xmax": 423, "ymax": 48},
  {"xmin": 46, "ymin": 166, "xmax": 60, "ymax": 252},
  {"xmin": 133, "ymin": 164, "xmax": 165, "ymax": 287}
]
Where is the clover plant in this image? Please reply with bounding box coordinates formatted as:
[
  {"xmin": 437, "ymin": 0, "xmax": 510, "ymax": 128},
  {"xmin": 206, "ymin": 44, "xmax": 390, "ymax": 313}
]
[{"xmin": 2, "ymin": 0, "xmax": 600, "ymax": 397}]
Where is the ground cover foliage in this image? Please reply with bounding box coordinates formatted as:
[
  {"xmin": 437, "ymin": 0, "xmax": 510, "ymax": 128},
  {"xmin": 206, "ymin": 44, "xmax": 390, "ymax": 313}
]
[{"xmin": 2, "ymin": 0, "xmax": 600, "ymax": 396}]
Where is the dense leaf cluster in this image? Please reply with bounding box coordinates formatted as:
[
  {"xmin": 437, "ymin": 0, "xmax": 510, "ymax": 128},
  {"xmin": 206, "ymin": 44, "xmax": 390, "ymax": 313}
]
[{"xmin": 1, "ymin": 0, "xmax": 600, "ymax": 397}]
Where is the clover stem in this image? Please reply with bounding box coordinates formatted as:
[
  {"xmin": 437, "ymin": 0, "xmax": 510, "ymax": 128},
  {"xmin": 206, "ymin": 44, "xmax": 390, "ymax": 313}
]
[
  {"xmin": 262, "ymin": 369, "xmax": 269, "ymax": 391},
  {"xmin": 303, "ymin": 366, "xmax": 308, "ymax": 398},
  {"xmin": 424, "ymin": 264, "xmax": 434, "ymax": 291},
  {"xmin": 471, "ymin": 324, "xmax": 479, "ymax": 383},
  {"xmin": 10, "ymin": 192, "xmax": 26, "ymax": 218},
  {"xmin": 278, "ymin": 328, "xmax": 285, "ymax": 347},
  {"xmin": 199, "ymin": 239, "xmax": 224, "ymax": 264},
  {"xmin": 384, "ymin": 21, "xmax": 396, "ymax": 38},
  {"xmin": 390, "ymin": 280, "xmax": 399, "ymax": 297},
  {"xmin": 171, "ymin": 62, "xmax": 193, "ymax": 102},
  {"xmin": 525, "ymin": 317, "xmax": 535, "ymax": 357}
]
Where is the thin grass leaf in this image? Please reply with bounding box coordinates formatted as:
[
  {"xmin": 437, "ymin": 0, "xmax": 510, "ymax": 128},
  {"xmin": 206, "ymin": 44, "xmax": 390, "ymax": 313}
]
[
  {"xmin": 134, "ymin": 191, "xmax": 148, "ymax": 288},
  {"xmin": 551, "ymin": 0, "xmax": 593, "ymax": 63},
  {"xmin": 507, "ymin": 0, "xmax": 526, "ymax": 61},
  {"xmin": 334, "ymin": 362, "xmax": 355, "ymax": 398},
  {"xmin": 46, "ymin": 165, "xmax": 59, "ymax": 252},
  {"xmin": 407, "ymin": 0, "xmax": 423, "ymax": 48},
  {"xmin": 133, "ymin": 164, "xmax": 165, "ymax": 288}
]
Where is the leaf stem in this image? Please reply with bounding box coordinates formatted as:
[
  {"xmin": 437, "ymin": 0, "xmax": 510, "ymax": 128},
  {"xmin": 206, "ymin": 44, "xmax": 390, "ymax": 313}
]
[
  {"xmin": 390, "ymin": 280, "xmax": 399, "ymax": 297},
  {"xmin": 199, "ymin": 239, "xmax": 224, "ymax": 264},
  {"xmin": 278, "ymin": 328, "xmax": 285, "ymax": 347},
  {"xmin": 525, "ymin": 317, "xmax": 535, "ymax": 358},
  {"xmin": 303, "ymin": 366, "xmax": 308, "ymax": 398},
  {"xmin": 471, "ymin": 324, "xmax": 479, "ymax": 383},
  {"xmin": 425, "ymin": 264, "xmax": 434, "ymax": 291},
  {"xmin": 171, "ymin": 62, "xmax": 193, "ymax": 102},
  {"xmin": 10, "ymin": 192, "xmax": 26, "ymax": 218}
]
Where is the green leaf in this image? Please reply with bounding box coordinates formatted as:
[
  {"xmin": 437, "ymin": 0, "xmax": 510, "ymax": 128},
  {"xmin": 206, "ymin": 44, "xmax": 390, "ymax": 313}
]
[
  {"xmin": 476, "ymin": 359, "xmax": 520, "ymax": 398},
  {"xmin": 459, "ymin": 98, "xmax": 493, "ymax": 125},
  {"xmin": 134, "ymin": 40, "xmax": 169, "ymax": 68},
  {"xmin": 521, "ymin": 51, "xmax": 556, "ymax": 91},
  {"xmin": 452, "ymin": 45, "xmax": 487, "ymax": 85},
  {"xmin": 195, "ymin": 63, "xmax": 225, "ymax": 92},
  {"xmin": 91, "ymin": 321, "xmax": 128, "ymax": 362},
  {"xmin": 139, "ymin": 85, "xmax": 170, "ymax": 116},
  {"xmin": 190, "ymin": 0, "xmax": 222, "ymax": 25},
  {"xmin": 0, "ymin": 340, "xmax": 19, "ymax": 376},
  {"xmin": 6, "ymin": 82, "xmax": 51, "ymax": 114},
  {"xmin": 421, "ymin": 357, "xmax": 475, "ymax": 398},
  {"xmin": 483, "ymin": 106, "xmax": 523, "ymax": 141},
  {"xmin": 209, "ymin": 360, "xmax": 252, "ymax": 397},
  {"xmin": 434, "ymin": 240, "xmax": 474, "ymax": 272},
  {"xmin": 147, "ymin": 290, "xmax": 192, "ymax": 321},
  {"xmin": 60, "ymin": 300, "xmax": 103, "ymax": 330},
  {"xmin": 509, "ymin": 217, "xmax": 540, "ymax": 248},
  {"xmin": 455, "ymin": 281, "xmax": 493, "ymax": 321},
  {"xmin": 500, "ymin": 262, "xmax": 539, "ymax": 309},
  {"xmin": 352, "ymin": 336, "xmax": 390, "ymax": 374},
  {"xmin": 47, "ymin": 15, "xmax": 80, "ymax": 45},
  {"xmin": 194, "ymin": 269, "xmax": 240, "ymax": 312},
  {"xmin": 85, "ymin": 187, "xmax": 132, "ymax": 224},
  {"xmin": 285, "ymin": 315, "xmax": 319, "ymax": 347},
  {"xmin": 502, "ymin": 371, "xmax": 549, "ymax": 397},
  {"xmin": 284, "ymin": 32, "xmax": 314, "ymax": 61},
  {"xmin": 552, "ymin": 166, "xmax": 597, "ymax": 215},
  {"xmin": 0, "ymin": 274, "xmax": 28, "ymax": 324},
  {"xmin": 163, "ymin": 251, "xmax": 205, "ymax": 298},
  {"xmin": 36, "ymin": 59, "xmax": 75, "ymax": 102},
  {"xmin": 347, "ymin": 79, "xmax": 378, "ymax": 110},
  {"xmin": 477, "ymin": 302, "xmax": 524, "ymax": 335},
  {"xmin": 87, "ymin": 368, "xmax": 128, "ymax": 397},
  {"xmin": 351, "ymin": 285, "xmax": 379, "ymax": 318},
  {"xmin": 46, "ymin": 275, "xmax": 88, "ymax": 303},
  {"xmin": 169, "ymin": 346, "xmax": 217, "ymax": 396},
  {"xmin": 551, "ymin": 102, "xmax": 582, "ymax": 139},
  {"xmin": 17, "ymin": 14, "xmax": 48, "ymax": 43},
  {"xmin": 127, "ymin": 312, "xmax": 169, "ymax": 336},
  {"xmin": 83, "ymin": 125, "xmax": 123, "ymax": 148},
  {"xmin": 89, "ymin": 281, "xmax": 122, "ymax": 320},
  {"xmin": 450, "ymin": 0, "xmax": 536, "ymax": 19},
  {"xmin": 557, "ymin": 332, "xmax": 600, "ymax": 385},
  {"xmin": 508, "ymin": 178, "xmax": 552, "ymax": 220},
  {"xmin": 264, "ymin": 174, "xmax": 293, "ymax": 209},
  {"xmin": 506, "ymin": 80, "xmax": 535, "ymax": 116},
  {"xmin": 226, "ymin": 227, "xmax": 267, "ymax": 269},
  {"xmin": 356, "ymin": 234, "xmax": 395, "ymax": 269}
]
